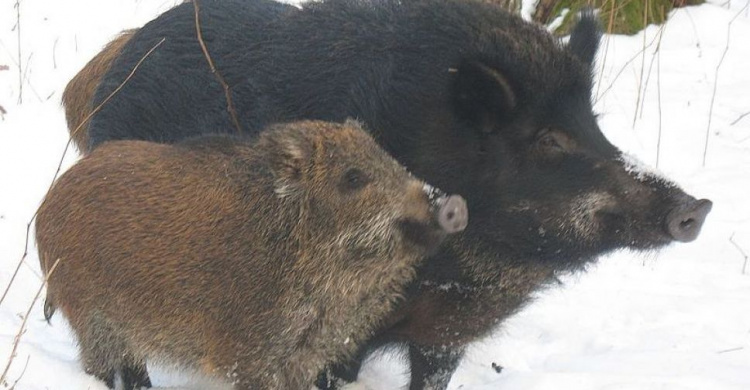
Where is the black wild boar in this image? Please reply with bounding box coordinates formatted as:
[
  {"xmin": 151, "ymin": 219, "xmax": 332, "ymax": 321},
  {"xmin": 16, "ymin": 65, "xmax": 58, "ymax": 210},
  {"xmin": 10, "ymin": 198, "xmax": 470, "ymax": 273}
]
[
  {"xmin": 69, "ymin": 0, "xmax": 712, "ymax": 388},
  {"xmin": 36, "ymin": 120, "xmax": 468, "ymax": 390}
]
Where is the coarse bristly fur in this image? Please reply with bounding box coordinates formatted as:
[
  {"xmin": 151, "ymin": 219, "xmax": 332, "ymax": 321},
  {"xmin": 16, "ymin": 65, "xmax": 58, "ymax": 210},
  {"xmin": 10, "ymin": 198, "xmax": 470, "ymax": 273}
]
[
  {"xmin": 61, "ymin": 29, "xmax": 135, "ymax": 151},
  {"xmin": 36, "ymin": 120, "xmax": 458, "ymax": 390},
  {"xmin": 68, "ymin": 0, "xmax": 712, "ymax": 388}
]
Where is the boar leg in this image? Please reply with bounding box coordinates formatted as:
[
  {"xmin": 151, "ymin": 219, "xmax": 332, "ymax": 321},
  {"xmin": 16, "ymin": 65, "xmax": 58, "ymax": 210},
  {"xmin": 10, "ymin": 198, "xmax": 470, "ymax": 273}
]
[
  {"xmin": 76, "ymin": 313, "xmax": 151, "ymax": 389},
  {"xmin": 314, "ymin": 356, "xmax": 363, "ymax": 389},
  {"xmin": 119, "ymin": 360, "xmax": 152, "ymax": 389},
  {"xmin": 407, "ymin": 345, "xmax": 464, "ymax": 390}
]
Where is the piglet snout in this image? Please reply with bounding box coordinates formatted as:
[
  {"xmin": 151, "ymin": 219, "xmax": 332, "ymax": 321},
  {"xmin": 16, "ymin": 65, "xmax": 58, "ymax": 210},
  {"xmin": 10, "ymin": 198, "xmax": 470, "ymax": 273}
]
[{"xmin": 434, "ymin": 195, "xmax": 468, "ymax": 234}]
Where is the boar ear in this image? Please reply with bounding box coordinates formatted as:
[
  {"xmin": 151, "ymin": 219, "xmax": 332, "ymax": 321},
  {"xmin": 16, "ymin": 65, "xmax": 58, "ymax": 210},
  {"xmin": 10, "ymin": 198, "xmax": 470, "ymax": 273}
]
[
  {"xmin": 568, "ymin": 8, "xmax": 601, "ymax": 66},
  {"xmin": 451, "ymin": 61, "xmax": 517, "ymax": 134}
]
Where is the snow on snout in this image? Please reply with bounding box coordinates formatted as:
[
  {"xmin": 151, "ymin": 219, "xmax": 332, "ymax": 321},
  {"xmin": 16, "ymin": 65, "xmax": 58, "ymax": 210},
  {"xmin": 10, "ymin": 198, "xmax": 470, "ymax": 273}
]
[{"xmin": 619, "ymin": 152, "xmax": 677, "ymax": 188}]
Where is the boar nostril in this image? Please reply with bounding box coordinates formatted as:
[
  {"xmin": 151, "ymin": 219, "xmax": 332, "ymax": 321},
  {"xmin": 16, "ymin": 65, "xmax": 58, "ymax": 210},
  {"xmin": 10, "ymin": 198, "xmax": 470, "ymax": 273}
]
[
  {"xmin": 666, "ymin": 199, "xmax": 712, "ymax": 243},
  {"xmin": 680, "ymin": 218, "xmax": 695, "ymax": 230}
]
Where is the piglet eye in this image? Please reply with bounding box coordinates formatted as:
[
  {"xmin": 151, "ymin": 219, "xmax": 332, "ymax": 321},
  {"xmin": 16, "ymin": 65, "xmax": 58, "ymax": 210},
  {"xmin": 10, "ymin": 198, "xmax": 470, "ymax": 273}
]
[{"xmin": 341, "ymin": 168, "xmax": 370, "ymax": 192}]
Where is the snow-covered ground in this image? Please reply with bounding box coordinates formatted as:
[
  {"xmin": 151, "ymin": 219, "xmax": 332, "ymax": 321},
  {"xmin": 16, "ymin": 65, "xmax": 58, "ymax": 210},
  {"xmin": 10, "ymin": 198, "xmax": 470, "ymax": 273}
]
[{"xmin": 1, "ymin": 1, "xmax": 749, "ymax": 389}]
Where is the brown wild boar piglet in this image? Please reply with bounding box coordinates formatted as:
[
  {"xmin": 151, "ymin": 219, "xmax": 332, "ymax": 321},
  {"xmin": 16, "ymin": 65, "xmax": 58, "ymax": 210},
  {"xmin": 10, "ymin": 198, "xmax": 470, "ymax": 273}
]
[{"xmin": 35, "ymin": 120, "xmax": 468, "ymax": 390}]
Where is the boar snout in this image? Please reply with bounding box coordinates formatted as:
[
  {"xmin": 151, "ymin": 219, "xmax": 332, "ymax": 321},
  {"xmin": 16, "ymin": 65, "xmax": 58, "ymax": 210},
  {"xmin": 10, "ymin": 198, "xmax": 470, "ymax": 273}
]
[
  {"xmin": 665, "ymin": 198, "xmax": 712, "ymax": 243},
  {"xmin": 435, "ymin": 194, "xmax": 468, "ymax": 234}
]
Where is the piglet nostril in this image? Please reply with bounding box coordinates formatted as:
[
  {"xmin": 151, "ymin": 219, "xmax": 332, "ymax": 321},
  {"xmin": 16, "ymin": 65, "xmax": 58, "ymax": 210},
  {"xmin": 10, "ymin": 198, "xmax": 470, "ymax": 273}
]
[{"xmin": 437, "ymin": 195, "xmax": 468, "ymax": 234}]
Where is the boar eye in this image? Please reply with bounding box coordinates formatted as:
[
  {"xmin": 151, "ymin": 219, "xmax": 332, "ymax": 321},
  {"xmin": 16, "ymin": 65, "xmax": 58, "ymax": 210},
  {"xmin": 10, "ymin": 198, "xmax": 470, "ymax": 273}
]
[
  {"xmin": 536, "ymin": 129, "xmax": 565, "ymax": 152},
  {"xmin": 341, "ymin": 168, "xmax": 371, "ymax": 192}
]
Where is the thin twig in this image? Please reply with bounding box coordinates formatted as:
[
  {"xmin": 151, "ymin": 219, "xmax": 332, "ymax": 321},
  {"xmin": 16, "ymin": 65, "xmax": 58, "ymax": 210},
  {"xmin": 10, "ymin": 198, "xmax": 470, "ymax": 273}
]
[
  {"xmin": 0, "ymin": 222, "xmax": 34, "ymax": 308},
  {"xmin": 595, "ymin": 0, "xmax": 617, "ymax": 100},
  {"xmin": 69, "ymin": 38, "xmax": 165, "ymax": 140},
  {"xmin": 655, "ymin": 6, "xmax": 666, "ymax": 168},
  {"xmin": 703, "ymin": 2, "xmax": 750, "ymax": 167},
  {"xmin": 8, "ymin": 355, "xmax": 30, "ymax": 390},
  {"xmin": 595, "ymin": 30, "xmax": 662, "ymax": 103},
  {"xmin": 22, "ymin": 52, "xmax": 43, "ymax": 103},
  {"xmin": 0, "ymin": 38, "xmax": 165, "ymax": 310},
  {"xmin": 638, "ymin": 21, "xmax": 667, "ymax": 121},
  {"xmin": 193, "ymin": 0, "xmax": 242, "ymax": 134},
  {"xmin": 0, "ymin": 259, "xmax": 60, "ymax": 385},
  {"xmin": 729, "ymin": 110, "xmax": 750, "ymax": 126},
  {"xmin": 683, "ymin": 8, "xmax": 703, "ymax": 59},
  {"xmin": 717, "ymin": 346, "xmax": 744, "ymax": 354},
  {"xmin": 633, "ymin": 0, "xmax": 649, "ymax": 128},
  {"xmin": 15, "ymin": 0, "xmax": 22, "ymax": 104},
  {"xmin": 52, "ymin": 37, "xmax": 59, "ymax": 70},
  {"xmin": 729, "ymin": 233, "xmax": 748, "ymax": 275}
]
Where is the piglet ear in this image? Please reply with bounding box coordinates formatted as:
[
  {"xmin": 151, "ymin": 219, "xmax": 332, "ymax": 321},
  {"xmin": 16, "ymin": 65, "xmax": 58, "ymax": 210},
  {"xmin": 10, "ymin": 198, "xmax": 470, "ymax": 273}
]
[
  {"xmin": 266, "ymin": 125, "xmax": 313, "ymax": 194},
  {"xmin": 568, "ymin": 8, "xmax": 602, "ymax": 66},
  {"xmin": 343, "ymin": 117, "xmax": 365, "ymax": 130},
  {"xmin": 451, "ymin": 61, "xmax": 517, "ymax": 134}
]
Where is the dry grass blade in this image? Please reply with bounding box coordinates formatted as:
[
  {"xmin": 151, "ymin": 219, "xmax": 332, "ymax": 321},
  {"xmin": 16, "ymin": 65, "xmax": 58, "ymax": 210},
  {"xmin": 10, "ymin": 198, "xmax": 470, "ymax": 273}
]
[
  {"xmin": 193, "ymin": 0, "xmax": 242, "ymax": 134},
  {"xmin": 0, "ymin": 259, "xmax": 60, "ymax": 385}
]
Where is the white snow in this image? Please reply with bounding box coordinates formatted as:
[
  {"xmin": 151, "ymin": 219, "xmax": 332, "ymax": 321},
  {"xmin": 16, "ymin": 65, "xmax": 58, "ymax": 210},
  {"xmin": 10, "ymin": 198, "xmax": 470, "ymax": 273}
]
[
  {"xmin": 521, "ymin": 0, "xmax": 540, "ymax": 21},
  {"xmin": 1, "ymin": 0, "xmax": 749, "ymax": 389}
]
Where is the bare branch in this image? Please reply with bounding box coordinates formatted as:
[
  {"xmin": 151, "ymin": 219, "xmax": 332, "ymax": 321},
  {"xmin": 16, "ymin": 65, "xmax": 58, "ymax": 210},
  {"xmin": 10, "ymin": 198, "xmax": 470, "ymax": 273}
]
[
  {"xmin": 68, "ymin": 38, "xmax": 165, "ymax": 140},
  {"xmin": 1, "ymin": 38, "xmax": 165, "ymax": 312},
  {"xmin": 595, "ymin": 31, "xmax": 662, "ymax": 103},
  {"xmin": 193, "ymin": 0, "xmax": 242, "ymax": 134},
  {"xmin": 729, "ymin": 110, "xmax": 750, "ymax": 126},
  {"xmin": 703, "ymin": 2, "xmax": 750, "ymax": 166},
  {"xmin": 52, "ymin": 37, "xmax": 59, "ymax": 70},
  {"xmin": 15, "ymin": 0, "xmax": 22, "ymax": 104},
  {"xmin": 632, "ymin": 0, "xmax": 650, "ymax": 129},
  {"xmin": 717, "ymin": 346, "xmax": 744, "ymax": 354},
  {"xmin": 8, "ymin": 355, "xmax": 30, "ymax": 390},
  {"xmin": 655, "ymin": 6, "xmax": 666, "ymax": 168},
  {"xmin": 595, "ymin": 0, "xmax": 617, "ymax": 100},
  {"xmin": 729, "ymin": 233, "xmax": 748, "ymax": 275},
  {"xmin": 0, "ymin": 222, "xmax": 35, "ymax": 308},
  {"xmin": 0, "ymin": 259, "xmax": 60, "ymax": 384}
]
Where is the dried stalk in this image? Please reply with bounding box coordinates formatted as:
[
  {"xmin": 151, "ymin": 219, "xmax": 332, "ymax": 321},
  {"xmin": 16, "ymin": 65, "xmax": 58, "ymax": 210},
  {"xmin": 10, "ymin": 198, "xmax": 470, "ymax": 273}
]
[{"xmin": 193, "ymin": 0, "xmax": 242, "ymax": 134}]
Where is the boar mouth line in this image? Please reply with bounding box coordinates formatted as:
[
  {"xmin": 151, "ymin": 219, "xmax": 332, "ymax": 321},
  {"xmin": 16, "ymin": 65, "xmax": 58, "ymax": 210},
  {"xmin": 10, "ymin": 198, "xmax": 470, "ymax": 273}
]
[{"xmin": 397, "ymin": 219, "xmax": 446, "ymax": 252}]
